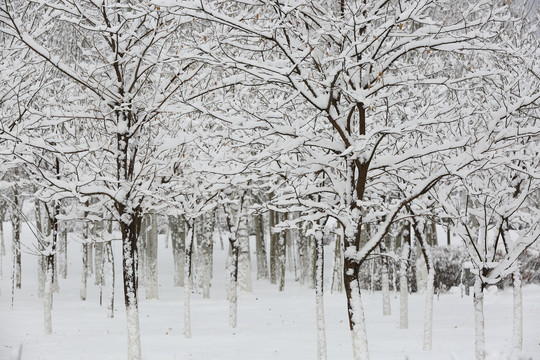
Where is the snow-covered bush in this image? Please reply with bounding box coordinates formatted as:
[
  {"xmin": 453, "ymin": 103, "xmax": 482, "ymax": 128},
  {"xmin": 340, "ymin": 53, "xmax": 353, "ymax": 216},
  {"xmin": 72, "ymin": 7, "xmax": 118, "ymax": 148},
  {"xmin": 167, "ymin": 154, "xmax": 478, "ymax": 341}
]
[
  {"xmin": 432, "ymin": 247, "xmax": 469, "ymax": 292},
  {"xmin": 358, "ymin": 245, "xmax": 540, "ymax": 293}
]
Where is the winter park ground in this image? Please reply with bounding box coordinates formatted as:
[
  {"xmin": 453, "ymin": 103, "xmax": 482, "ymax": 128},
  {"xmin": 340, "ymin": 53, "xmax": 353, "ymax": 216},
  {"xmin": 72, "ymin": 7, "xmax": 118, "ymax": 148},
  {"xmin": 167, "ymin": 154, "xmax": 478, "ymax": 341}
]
[{"xmin": 0, "ymin": 222, "xmax": 539, "ymax": 360}]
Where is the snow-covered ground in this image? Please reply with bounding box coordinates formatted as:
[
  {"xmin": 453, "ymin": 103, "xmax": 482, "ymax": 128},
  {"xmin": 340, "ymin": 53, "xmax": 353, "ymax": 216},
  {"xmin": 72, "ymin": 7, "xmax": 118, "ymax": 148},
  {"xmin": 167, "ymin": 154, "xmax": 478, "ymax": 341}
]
[{"xmin": 1, "ymin": 223, "xmax": 539, "ymax": 360}]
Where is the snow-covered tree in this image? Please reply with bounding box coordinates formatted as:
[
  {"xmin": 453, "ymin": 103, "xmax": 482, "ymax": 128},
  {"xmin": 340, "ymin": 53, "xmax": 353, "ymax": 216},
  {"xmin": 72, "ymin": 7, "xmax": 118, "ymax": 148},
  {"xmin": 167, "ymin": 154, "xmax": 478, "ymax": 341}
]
[
  {"xmin": 0, "ymin": 1, "xmax": 215, "ymax": 358},
  {"xmin": 163, "ymin": 0, "xmax": 534, "ymax": 358}
]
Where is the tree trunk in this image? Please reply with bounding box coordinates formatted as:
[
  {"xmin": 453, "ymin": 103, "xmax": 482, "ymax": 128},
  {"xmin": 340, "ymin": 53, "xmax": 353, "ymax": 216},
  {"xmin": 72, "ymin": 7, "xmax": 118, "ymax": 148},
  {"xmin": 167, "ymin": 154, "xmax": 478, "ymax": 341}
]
[
  {"xmin": 44, "ymin": 254, "xmax": 54, "ymax": 334},
  {"xmin": 287, "ymin": 225, "xmax": 295, "ymax": 273},
  {"xmin": 146, "ymin": 212, "xmax": 159, "ymax": 300},
  {"xmin": 344, "ymin": 223, "xmax": 370, "ymax": 360},
  {"xmin": 423, "ymin": 270, "xmax": 434, "ymax": 351},
  {"xmin": 399, "ymin": 224, "xmax": 411, "ymax": 329},
  {"xmin": 0, "ymin": 211, "xmax": 5, "ymax": 257},
  {"xmin": 105, "ymin": 240, "xmax": 115, "ymax": 318},
  {"xmin": 120, "ymin": 214, "xmax": 142, "ymax": 360},
  {"xmin": 216, "ymin": 212, "xmax": 225, "ymax": 251},
  {"xmin": 12, "ymin": 191, "xmax": 22, "ymax": 289},
  {"xmin": 0, "ymin": 208, "xmax": 5, "ymax": 279},
  {"xmin": 238, "ymin": 214, "xmax": 252, "ymax": 292},
  {"xmin": 223, "ymin": 202, "xmax": 241, "ymax": 328},
  {"xmin": 344, "ymin": 257, "xmax": 370, "ymax": 360},
  {"xmin": 44, "ymin": 196, "xmax": 60, "ymax": 335},
  {"xmin": 315, "ymin": 230, "xmax": 327, "ymax": 360},
  {"xmin": 409, "ymin": 243, "xmax": 418, "ymax": 293},
  {"xmin": 298, "ymin": 224, "xmax": 307, "ymax": 285},
  {"xmin": 380, "ymin": 242, "xmax": 391, "ymax": 316},
  {"xmin": 331, "ymin": 232, "xmax": 343, "ymax": 293},
  {"xmin": 426, "ymin": 220, "xmax": 438, "ymax": 246},
  {"xmin": 36, "ymin": 201, "xmax": 46, "ymax": 298},
  {"xmin": 184, "ymin": 221, "xmax": 194, "ymax": 338},
  {"xmin": 80, "ymin": 240, "xmax": 92, "ymax": 301},
  {"xmin": 60, "ymin": 225, "xmax": 68, "ymax": 279},
  {"xmin": 308, "ymin": 233, "xmax": 316, "ymax": 289},
  {"xmin": 269, "ymin": 209, "xmax": 278, "ymax": 285},
  {"xmin": 138, "ymin": 215, "xmax": 147, "ymax": 292},
  {"xmin": 94, "ymin": 219, "xmax": 105, "ymax": 286},
  {"xmin": 229, "ymin": 237, "xmax": 239, "ymax": 328},
  {"xmin": 410, "ymin": 217, "xmax": 435, "ymax": 350},
  {"xmin": 200, "ymin": 211, "xmax": 215, "ymax": 298},
  {"xmin": 255, "ymin": 214, "xmax": 268, "ymax": 280},
  {"xmin": 169, "ymin": 215, "xmax": 185, "ymax": 287},
  {"xmin": 474, "ymin": 275, "xmax": 485, "ymax": 360},
  {"xmin": 512, "ymin": 265, "xmax": 522, "ymax": 351},
  {"xmin": 278, "ymin": 213, "xmax": 287, "ymax": 292},
  {"xmin": 53, "ymin": 251, "xmax": 59, "ymax": 293},
  {"xmin": 80, "ymin": 240, "xmax": 90, "ymax": 301}
]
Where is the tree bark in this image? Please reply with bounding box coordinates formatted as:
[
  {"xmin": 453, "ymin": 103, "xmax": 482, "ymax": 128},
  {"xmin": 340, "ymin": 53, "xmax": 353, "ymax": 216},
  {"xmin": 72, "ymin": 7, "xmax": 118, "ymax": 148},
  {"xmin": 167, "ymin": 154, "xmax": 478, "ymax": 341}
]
[
  {"xmin": 119, "ymin": 212, "xmax": 142, "ymax": 360},
  {"xmin": 0, "ymin": 208, "xmax": 5, "ymax": 279},
  {"xmin": 200, "ymin": 211, "xmax": 215, "ymax": 298},
  {"xmin": 146, "ymin": 212, "xmax": 159, "ymax": 300},
  {"xmin": 380, "ymin": 242, "xmax": 391, "ymax": 316},
  {"xmin": 169, "ymin": 215, "xmax": 185, "ymax": 287},
  {"xmin": 138, "ymin": 215, "xmax": 147, "ymax": 292},
  {"xmin": 229, "ymin": 237, "xmax": 239, "ymax": 328},
  {"xmin": 399, "ymin": 223, "xmax": 411, "ymax": 329},
  {"xmin": 269, "ymin": 209, "xmax": 278, "ymax": 285},
  {"xmin": 315, "ymin": 229, "xmax": 327, "ymax": 360},
  {"xmin": 36, "ymin": 201, "xmax": 46, "ymax": 297},
  {"xmin": 512, "ymin": 265, "xmax": 522, "ymax": 351},
  {"xmin": 0, "ymin": 209, "xmax": 5, "ymax": 257},
  {"xmin": 60, "ymin": 225, "xmax": 68, "ymax": 279},
  {"xmin": 255, "ymin": 214, "xmax": 268, "ymax": 280},
  {"xmin": 344, "ymin": 221, "xmax": 370, "ymax": 360},
  {"xmin": 423, "ymin": 270, "xmax": 434, "ymax": 350},
  {"xmin": 238, "ymin": 214, "xmax": 252, "ymax": 292},
  {"xmin": 223, "ymin": 198, "xmax": 245, "ymax": 329},
  {"xmin": 410, "ymin": 216, "xmax": 435, "ymax": 350},
  {"xmin": 80, "ymin": 240, "xmax": 90, "ymax": 301},
  {"xmin": 12, "ymin": 190, "xmax": 22, "ymax": 289},
  {"xmin": 44, "ymin": 180, "xmax": 60, "ymax": 334},
  {"xmin": 308, "ymin": 232, "xmax": 316, "ymax": 289},
  {"xmin": 44, "ymin": 254, "xmax": 54, "ymax": 334},
  {"xmin": 331, "ymin": 232, "xmax": 343, "ymax": 293},
  {"xmin": 94, "ymin": 219, "xmax": 105, "ymax": 286},
  {"xmin": 344, "ymin": 257, "xmax": 370, "ymax": 360},
  {"xmin": 184, "ymin": 221, "xmax": 194, "ymax": 338},
  {"xmin": 105, "ymin": 240, "xmax": 115, "ymax": 318},
  {"xmin": 278, "ymin": 212, "xmax": 287, "ymax": 292},
  {"xmin": 474, "ymin": 275, "xmax": 485, "ymax": 360}
]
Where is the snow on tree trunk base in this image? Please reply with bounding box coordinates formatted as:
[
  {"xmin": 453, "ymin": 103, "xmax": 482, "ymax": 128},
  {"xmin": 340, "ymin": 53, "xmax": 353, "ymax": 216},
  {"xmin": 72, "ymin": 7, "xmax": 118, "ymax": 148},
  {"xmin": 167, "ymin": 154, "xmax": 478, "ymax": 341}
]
[
  {"xmin": 347, "ymin": 279, "xmax": 370, "ymax": 360},
  {"xmin": 228, "ymin": 244, "xmax": 239, "ymax": 328},
  {"xmin": 121, "ymin": 219, "xmax": 142, "ymax": 360},
  {"xmin": 423, "ymin": 270, "xmax": 434, "ymax": 351},
  {"xmin": 315, "ymin": 291, "xmax": 327, "ymax": 360},
  {"xmin": 184, "ymin": 284, "xmax": 192, "ymax": 338},
  {"xmin": 474, "ymin": 276, "xmax": 485, "ymax": 360},
  {"xmin": 229, "ymin": 279, "xmax": 238, "ymax": 328},
  {"xmin": 126, "ymin": 305, "xmax": 142, "ymax": 360},
  {"xmin": 315, "ymin": 230, "xmax": 327, "ymax": 360},
  {"xmin": 44, "ymin": 260, "xmax": 54, "ymax": 335},
  {"xmin": 512, "ymin": 267, "xmax": 522, "ymax": 351}
]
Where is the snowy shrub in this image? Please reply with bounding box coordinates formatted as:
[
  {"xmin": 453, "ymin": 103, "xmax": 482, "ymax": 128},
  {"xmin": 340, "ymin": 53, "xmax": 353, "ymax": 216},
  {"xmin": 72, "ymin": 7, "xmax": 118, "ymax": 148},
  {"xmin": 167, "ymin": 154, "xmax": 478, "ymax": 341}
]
[
  {"xmin": 518, "ymin": 248, "xmax": 540, "ymax": 285},
  {"xmin": 357, "ymin": 245, "xmax": 539, "ymax": 293},
  {"xmin": 431, "ymin": 247, "xmax": 469, "ymax": 292}
]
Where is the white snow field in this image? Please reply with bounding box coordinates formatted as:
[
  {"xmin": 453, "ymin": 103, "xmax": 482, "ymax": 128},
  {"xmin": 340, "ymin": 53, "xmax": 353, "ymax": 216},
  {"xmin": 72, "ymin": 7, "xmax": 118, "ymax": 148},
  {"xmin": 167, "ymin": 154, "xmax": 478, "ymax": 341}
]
[{"xmin": 1, "ymin": 223, "xmax": 539, "ymax": 360}]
